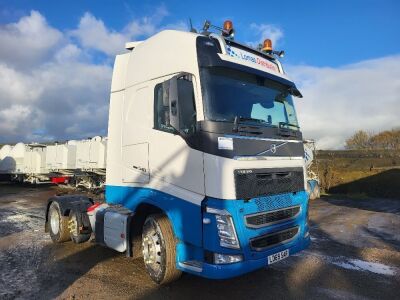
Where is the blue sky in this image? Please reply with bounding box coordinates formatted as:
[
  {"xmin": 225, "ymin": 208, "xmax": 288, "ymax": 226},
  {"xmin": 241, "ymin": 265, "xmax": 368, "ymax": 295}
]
[
  {"xmin": 0, "ymin": 0, "xmax": 399, "ymax": 148},
  {"xmin": 2, "ymin": 0, "xmax": 399, "ymax": 67}
]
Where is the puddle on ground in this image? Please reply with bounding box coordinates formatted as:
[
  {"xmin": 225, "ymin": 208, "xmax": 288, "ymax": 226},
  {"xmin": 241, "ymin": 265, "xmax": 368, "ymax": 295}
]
[{"xmin": 293, "ymin": 251, "xmax": 398, "ymax": 276}]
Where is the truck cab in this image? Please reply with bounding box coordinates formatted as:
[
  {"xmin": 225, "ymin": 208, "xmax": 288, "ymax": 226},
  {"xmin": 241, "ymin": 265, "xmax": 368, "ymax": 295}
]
[{"xmin": 45, "ymin": 22, "xmax": 310, "ymax": 284}]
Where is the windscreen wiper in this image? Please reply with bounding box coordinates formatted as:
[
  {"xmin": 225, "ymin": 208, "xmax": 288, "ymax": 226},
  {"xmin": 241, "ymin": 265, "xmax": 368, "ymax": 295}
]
[
  {"xmin": 233, "ymin": 116, "xmax": 270, "ymax": 133},
  {"xmin": 279, "ymin": 121, "xmax": 299, "ymax": 129},
  {"xmin": 239, "ymin": 116, "xmax": 269, "ymax": 124},
  {"xmin": 277, "ymin": 122, "xmax": 300, "ymax": 137}
]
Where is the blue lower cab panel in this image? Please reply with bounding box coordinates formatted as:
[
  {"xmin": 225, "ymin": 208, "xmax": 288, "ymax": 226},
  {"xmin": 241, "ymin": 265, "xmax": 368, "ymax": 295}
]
[
  {"xmin": 203, "ymin": 192, "xmax": 310, "ymax": 260},
  {"xmin": 106, "ymin": 185, "xmax": 311, "ymax": 279},
  {"xmin": 195, "ymin": 192, "xmax": 311, "ymax": 279},
  {"xmin": 105, "ymin": 185, "xmax": 203, "ymax": 248},
  {"xmin": 179, "ymin": 235, "xmax": 310, "ymax": 279}
]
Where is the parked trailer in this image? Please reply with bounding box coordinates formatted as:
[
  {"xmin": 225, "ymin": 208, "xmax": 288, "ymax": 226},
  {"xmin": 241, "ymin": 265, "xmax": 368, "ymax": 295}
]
[
  {"xmin": 0, "ymin": 143, "xmax": 50, "ymax": 183},
  {"xmin": 44, "ymin": 21, "xmax": 310, "ymax": 284},
  {"xmin": 0, "ymin": 144, "xmax": 13, "ymax": 175},
  {"xmin": 76, "ymin": 136, "xmax": 107, "ymax": 170},
  {"xmin": 23, "ymin": 144, "xmax": 50, "ymax": 184},
  {"xmin": 74, "ymin": 136, "xmax": 107, "ymax": 189},
  {"xmin": 0, "ymin": 139, "xmax": 107, "ymax": 187},
  {"xmin": 46, "ymin": 141, "xmax": 78, "ymax": 171},
  {"xmin": 0, "ymin": 142, "xmax": 28, "ymax": 182}
]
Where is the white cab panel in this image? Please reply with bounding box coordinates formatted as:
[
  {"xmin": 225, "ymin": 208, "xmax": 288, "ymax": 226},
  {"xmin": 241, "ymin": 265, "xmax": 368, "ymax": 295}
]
[
  {"xmin": 149, "ymin": 130, "xmax": 205, "ymax": 196},
  {"xmin": 122, "ymin": 142, "xmax": 149, "ymax": 183}
]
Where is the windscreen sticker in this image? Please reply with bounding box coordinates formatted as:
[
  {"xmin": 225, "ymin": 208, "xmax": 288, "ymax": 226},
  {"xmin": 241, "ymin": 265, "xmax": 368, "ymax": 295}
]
[
  {"xmin": 218, "ymin": 137, "xmax": 233, "ymax": 150},
  {"xmin": 226, "ymin": 45, "xmax": 279, "ymax": 73}
]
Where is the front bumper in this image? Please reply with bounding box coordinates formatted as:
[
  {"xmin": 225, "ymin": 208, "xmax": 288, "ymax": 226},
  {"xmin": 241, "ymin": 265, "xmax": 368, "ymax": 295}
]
[
  {"xmin": 197, "ymin": 234, "xmax": 310, "ymax": 279},
  {"xmin": 184, "ymin": 191, "xmax": 311, "ymax": 279}
]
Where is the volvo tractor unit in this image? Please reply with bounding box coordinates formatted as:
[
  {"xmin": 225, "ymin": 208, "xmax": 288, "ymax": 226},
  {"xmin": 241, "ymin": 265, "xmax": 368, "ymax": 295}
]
[{"xmin": 45, "ymin": 21, "xmax": 310, "ymax": 284}]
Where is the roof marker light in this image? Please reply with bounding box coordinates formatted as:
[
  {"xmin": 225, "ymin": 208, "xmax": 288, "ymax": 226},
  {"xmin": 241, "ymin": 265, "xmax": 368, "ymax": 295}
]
[
  {"xmin": 222, "ymin": 20, "xmax": 234, "ymax": 38},
  {"xmin": 262, "ymin": 39, "xmax": 273, "ymax": 52},
  {"xmin": 201, "ymin": 20, "xmax": 235, "ymax": 39}
]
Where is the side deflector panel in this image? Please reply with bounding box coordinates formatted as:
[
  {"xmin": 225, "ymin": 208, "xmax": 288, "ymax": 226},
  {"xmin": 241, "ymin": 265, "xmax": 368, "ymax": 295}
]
[
  {"xmin": 122, "ymin": 142, "xmax": 150, "ymax": 183},
  {"xmin": 121, "ymin": 86, "xmax": 150, "ymax": 183}
]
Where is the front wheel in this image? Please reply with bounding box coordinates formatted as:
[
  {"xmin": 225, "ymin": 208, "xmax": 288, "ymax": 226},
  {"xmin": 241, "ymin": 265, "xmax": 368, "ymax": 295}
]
[{"xmin": 142, "ymin": 214, "xmax": 182, "ymax": 284}]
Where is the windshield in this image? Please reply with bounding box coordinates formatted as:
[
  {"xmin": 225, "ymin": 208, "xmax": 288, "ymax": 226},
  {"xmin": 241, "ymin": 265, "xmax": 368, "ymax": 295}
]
[{"xmin": 201, "ymin": 67, "xmax": 299, "ymax": 129}]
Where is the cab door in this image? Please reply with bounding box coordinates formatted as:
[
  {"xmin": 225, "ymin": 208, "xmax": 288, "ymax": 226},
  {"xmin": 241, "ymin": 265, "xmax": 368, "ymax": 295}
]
[{"xmin": 149, "ymin": 75, "xmax": 205, "ymax": 197}]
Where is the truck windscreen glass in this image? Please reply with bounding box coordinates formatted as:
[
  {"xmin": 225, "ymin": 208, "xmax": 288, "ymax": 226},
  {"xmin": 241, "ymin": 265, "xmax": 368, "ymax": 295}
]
[{"xmin": 201, "ymin": 67, "xmax": 299, "ymax": 129}]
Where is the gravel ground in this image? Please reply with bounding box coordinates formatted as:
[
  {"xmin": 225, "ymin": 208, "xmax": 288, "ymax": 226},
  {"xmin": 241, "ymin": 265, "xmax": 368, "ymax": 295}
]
[{"xmin": 0, "ymin": 183, "xmax": 399, "ymax": 300}]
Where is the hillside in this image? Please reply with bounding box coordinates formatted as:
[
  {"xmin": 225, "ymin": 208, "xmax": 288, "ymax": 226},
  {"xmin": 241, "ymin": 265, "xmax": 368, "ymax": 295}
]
[{"xmin": 314, "ymin": 150, "xmax": 400, "ymax": 198}]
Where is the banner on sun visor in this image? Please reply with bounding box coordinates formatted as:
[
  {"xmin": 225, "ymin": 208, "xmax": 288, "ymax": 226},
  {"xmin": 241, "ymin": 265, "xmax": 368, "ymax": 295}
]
[{"xmin": 225, "ymin": 45, "xmax": 279, "ymax": 73}]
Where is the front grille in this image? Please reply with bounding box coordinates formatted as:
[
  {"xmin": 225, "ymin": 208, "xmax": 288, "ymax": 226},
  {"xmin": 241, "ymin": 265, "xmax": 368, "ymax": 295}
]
[
  {"xmin": 255, "ymin": 194, "xmax": 293, "ymax": 212},
  {"xmin": 234, "ymin": 168, "xmax": 304, "ymax": 200},
  {"xmin": 250, "ymin": 226, "xmax": 299, "ymax": 251},
  {"xmin": 245, "ymin": 205, "xmax": 301, "ymax": 228}
]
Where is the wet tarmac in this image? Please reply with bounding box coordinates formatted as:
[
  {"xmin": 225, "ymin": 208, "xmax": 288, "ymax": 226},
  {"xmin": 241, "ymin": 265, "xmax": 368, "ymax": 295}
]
[{"xmin": 0, "ymin": 183, "xmax": 399, "ymax": 299}]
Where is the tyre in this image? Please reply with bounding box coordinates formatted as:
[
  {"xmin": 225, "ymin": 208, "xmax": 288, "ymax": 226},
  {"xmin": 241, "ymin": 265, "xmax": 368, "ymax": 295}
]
[
  {"xmin": 48, "ymin": 202, "xmax": 70, "ymax": 243},
  {"xmin": 68, "ymin": 210, "xmax": 91, "ymax": 244},
  {"xmin": 142, "ymin": 214, "xmax": 182, "ymax": 284}
]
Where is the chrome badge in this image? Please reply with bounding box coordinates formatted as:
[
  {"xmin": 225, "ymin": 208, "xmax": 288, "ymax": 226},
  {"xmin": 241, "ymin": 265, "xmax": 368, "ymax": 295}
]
[{"xmin": 270, "ymin": 144, "xmax": 277, "ymax": 154}]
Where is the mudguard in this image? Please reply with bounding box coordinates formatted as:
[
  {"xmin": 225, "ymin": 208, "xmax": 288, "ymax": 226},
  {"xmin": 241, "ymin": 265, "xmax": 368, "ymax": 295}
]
[{"xmin": 44, "ymin": 194, "xmax": 94, "ymax": 232}]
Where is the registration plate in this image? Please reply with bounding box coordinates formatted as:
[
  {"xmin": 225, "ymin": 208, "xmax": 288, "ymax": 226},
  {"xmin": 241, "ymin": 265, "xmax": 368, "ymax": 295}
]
[{"xmin": 268, "ymin": 249, "xmax": 289, "ymax": 265}]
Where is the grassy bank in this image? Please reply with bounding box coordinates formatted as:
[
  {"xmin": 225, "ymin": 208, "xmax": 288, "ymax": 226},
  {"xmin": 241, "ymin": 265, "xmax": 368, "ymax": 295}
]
[{"xmin": 315, "ymin": 150, "xmax": 400, "ymax": 199}]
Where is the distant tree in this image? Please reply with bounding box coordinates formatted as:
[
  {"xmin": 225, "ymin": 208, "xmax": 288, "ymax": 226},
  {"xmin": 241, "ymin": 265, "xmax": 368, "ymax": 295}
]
[
  {"xmin": 346, "ymin": 128, "xmax": 400, "ymax": 150},
  {"xmin": 345, "ymin": 130, "xmax": 371, "ymax": 150}
]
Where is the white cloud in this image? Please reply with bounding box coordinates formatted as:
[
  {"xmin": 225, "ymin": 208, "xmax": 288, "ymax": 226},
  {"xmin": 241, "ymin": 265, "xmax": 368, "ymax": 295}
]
[
  {"xmin": 70, "ymin": 5, "xmax": 171, "ymax": 56},
  {"xmin": 0, "ymin": 8, "xmax": 186, "ymax": 143},
  {"xmin": 288, "ymin": 55, "xmax": 400, "ymax": 149},
  {"xmin": 0, "ymin": 63, "xmax": 42, "ymax": 105},
  {"xmin": 69, "ymin": 12, "xmax": 128, "ymax": 56},
  {"xmin": 248, "ymin": 23, "xmax": 284, "ymax": 48},
  {"xmin": 0, "ymin": 10, "xmax": 62, "ymax": 69}
]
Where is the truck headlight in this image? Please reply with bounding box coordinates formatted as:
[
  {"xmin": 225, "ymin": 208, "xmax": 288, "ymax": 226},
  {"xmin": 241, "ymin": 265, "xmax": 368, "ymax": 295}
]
[{"xmin": 206, "ymin": 207, "xmax": 240, "ymax": 249}]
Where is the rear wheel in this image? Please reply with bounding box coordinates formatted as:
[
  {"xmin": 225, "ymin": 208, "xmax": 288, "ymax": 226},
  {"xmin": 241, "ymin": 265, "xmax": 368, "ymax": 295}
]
[
  {"xmin": 142, "ymin": 214, "xmax": 181, "ymax": 284},
  {"xmin": 68, "ymin": 210, "xmax": 91, "ymax": 244},
  {"xmin": 48, "ymin": 202, "xmax": 70, "ymax": 243}
]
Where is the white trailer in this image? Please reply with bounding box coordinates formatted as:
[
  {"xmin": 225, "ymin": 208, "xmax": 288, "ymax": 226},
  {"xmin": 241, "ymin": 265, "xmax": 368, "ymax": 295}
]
[
  {"xmin": 23, "ymin": 144, "xmax": 50, "ymax": 183},
  {"xmin": 76, "ymin": 136, "xmax": 107, "ymax": 170},
  {"xmin": 0, "ymin": 144, "xmax": 13, "ymax": 174},
  {"xmin": 46, "ymin": 141, "xmax": 78, "ymax": 172},
  {"xmin": 73, "ymin": 136, "xmax": 107, "ymax": 189},
  {"xmin": 10, "ymin": 142, "xmax": 26, "ymax": 174}
]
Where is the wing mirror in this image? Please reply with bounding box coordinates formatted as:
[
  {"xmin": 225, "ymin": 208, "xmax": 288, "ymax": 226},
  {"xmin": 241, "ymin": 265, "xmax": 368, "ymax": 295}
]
[{"xmin": 168, "ymin": 75, "xmax": 180, "ymax": 131}]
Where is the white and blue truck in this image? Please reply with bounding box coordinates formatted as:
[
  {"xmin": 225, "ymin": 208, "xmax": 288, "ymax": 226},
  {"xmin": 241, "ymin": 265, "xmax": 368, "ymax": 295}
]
[{"xmin": 45, "ymin": 21, "xmax": 310, "ymax": 284}]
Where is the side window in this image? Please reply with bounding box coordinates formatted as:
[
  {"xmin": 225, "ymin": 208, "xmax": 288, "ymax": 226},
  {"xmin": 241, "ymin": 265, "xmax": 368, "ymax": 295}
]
[
  {"xmin": 154, "ymin": 82, "xmax": 175, "ymax": 133},
  {"xmin": 154, "ymin": 75, "xmax": 197, "ymax": 135}
]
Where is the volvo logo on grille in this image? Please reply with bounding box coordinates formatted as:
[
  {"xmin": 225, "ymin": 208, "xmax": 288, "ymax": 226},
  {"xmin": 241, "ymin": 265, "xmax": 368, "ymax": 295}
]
[
  {"xmin": 255, "ymin": 141, "xmax": 288, "ymax": 156},
  {"xmin": 237, "ymin": 169, "xmax": 253, "ymax": 174},
  {"xmin": 270, "ymin": 144, "xmax": 277, "ymax": 154}
]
